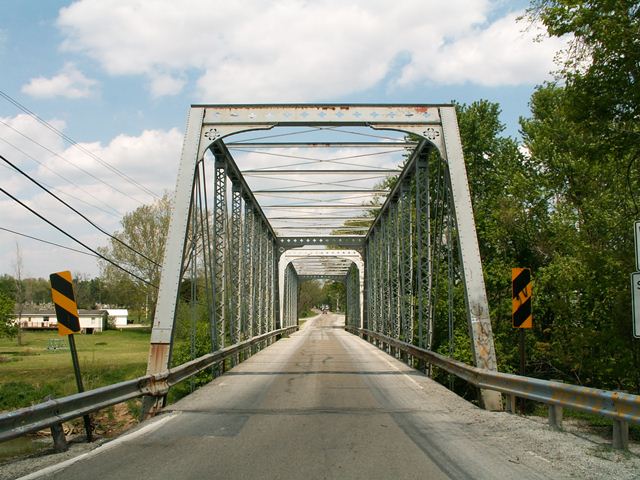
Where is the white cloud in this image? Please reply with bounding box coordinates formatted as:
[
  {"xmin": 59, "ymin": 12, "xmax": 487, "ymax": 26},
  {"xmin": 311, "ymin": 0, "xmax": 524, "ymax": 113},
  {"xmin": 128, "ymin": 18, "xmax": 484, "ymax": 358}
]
[
  {"xmin": 0, "ymin": 113, "xmax": 182, "ymax": 276},
  {"xmin": 56, "ymin": 0, "xmax": 567, "ymax": 100},
  {"xmin": 396, "ymin": 13, "xmax": 565, "ymax": 87},
  {"xmin": 21, "ymin": 62, "xmax": 98, "ymax": 99},
  {"xmin": 149, "ymin": 73, "xmax": 186, "ymax": 97}
]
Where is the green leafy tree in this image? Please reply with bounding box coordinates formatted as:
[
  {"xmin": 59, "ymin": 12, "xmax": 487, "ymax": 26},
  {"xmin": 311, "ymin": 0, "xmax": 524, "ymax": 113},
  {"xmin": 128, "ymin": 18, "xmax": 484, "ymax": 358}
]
[
  {"xmin": 0, "ymin": 290, "xmax": 17, "ymax": 339},
  {"xmin": 98, "ymin": 193, "xmax": 171, "ymax": 322},
  {"xmin": 298, "ymin": 280, "xmax": 324, "ymax": 317}
]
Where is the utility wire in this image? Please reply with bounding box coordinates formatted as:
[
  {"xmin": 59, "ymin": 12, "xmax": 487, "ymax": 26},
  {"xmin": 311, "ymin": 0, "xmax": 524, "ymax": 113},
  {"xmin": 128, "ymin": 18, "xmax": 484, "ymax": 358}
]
[
  {"xmin": 0, "ymin": 187, "xmax": 157, "ymax": 288},
  {"xmin": 228, "ymin": 128, "xmax": 323, "ymax": 143},
  {"xmin": 1, "ymin": 153, "xmax": 160, "ymax": 267},
  {"xmin": 230, "ymin": 147, "xmax": 407, "ymax": 163},
  {"xmin": 0, "ymin": 118, "xmax": 145, "ymax": 206},
  {"xmin": 320, "ymin": 126, "xmax": 406, "ymax": 142},
  {"xmin": 0, "ymin": 226, "xmax": 99, "ymax": 258},
  {"xmin": 0, "ymin": 136, "xmax": 122, "ymax": 217},
  {"xmin": 0, "ymin": 90, "xmax": 159, "ymax": 199}
]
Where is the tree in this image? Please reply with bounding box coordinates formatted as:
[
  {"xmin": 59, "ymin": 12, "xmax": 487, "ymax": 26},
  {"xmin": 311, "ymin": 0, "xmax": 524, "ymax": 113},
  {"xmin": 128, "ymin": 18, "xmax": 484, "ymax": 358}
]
[
  {"xmin": 13, "ymin": 243, "xmax": 24, "ymax": 345},
  {"xmin": 529, "ymin": 1, "xmax": 640, "ymax": 128},
  {"xmin": 521, "ymin": 1, "xmax": 640, "ymax": 391},
  {"xmin": 520, "ymin": 84, "xmax": 639, "ymax": 390},
  {"xmin": 0, "ymin": 290, "xmax": 17, "ymax": 339},
  {"xmin": 527, "ymin": 1, "xmax": 640, "ymax": 213},
  {"xmin": 322, "ymin": 281, "xmax": 345, "ymax": 312},
  {"xmin": 98, "ymin": 193, "xmax": 172, "ymax": 321},
  {"xmin": 298, "ymin": 280, "xmax": 324, "ymax": 317}
]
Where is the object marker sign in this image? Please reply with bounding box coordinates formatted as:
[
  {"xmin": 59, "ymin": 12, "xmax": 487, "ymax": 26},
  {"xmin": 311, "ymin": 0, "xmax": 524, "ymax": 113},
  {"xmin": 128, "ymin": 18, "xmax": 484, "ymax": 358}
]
[
  {"xmin": 50, "ymin": 270, "xmax": 80, "ymax": 336},
  {"xmin": 512, "ymin": 268, "xmax": 532, "ymax": 329}
]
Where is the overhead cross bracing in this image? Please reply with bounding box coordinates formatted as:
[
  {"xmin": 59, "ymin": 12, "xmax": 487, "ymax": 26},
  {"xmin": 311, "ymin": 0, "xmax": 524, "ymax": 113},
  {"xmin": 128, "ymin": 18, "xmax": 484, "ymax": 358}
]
[{"xmin": 145, "ymin": 104, "xmax": 502, "ymax": 416}]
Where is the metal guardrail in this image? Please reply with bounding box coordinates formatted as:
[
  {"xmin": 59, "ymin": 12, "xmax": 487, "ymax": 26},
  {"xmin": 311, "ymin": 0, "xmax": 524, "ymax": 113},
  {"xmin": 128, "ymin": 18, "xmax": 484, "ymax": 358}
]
[
  {"xmin": 347, "ymin": 327, "xmax": 640, "ymax": 427},
  {"xmin": 0, "ymin": 326, "xmax": 298, "ymax": 443}
]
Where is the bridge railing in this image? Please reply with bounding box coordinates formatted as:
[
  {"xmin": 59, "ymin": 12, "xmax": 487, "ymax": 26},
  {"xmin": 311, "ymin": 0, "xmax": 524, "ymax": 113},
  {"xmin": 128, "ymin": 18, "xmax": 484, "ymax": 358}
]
[
  {"xmin": 347, "ymin": 326, "xmax": 639, "ymax": 450},
  {"xmin": 0, "ymin": 326, "xmax": 297, "ymax": 444}
]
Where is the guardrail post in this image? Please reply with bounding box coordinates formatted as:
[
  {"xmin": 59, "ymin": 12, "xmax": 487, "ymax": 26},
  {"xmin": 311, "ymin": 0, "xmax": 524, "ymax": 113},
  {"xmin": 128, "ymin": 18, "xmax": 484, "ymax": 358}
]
[
  {"xmin": 548, "ymin": 404, "xmax": 563, "ymax": 430},
  {"xmin": 44, "ymin": 395, "xmax": 68, "ymax": 452},
  {"xmin": 50, "ymin": 422, "xmax": 68, "ymax": 452},
  {"xmin": 505, "ymin": 394, "xmax": 517, "ymax": 413},
  {"xmin": 612, "ymin": 419, "xmax": 629, "ymax": 450}
]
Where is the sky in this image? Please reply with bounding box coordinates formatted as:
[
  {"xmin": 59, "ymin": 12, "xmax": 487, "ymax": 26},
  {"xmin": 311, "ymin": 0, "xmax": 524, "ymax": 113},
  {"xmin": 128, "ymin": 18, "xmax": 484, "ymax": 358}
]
[{"xmin": 0, "ymin": 0, "xmax": 567, "ymax": 279}]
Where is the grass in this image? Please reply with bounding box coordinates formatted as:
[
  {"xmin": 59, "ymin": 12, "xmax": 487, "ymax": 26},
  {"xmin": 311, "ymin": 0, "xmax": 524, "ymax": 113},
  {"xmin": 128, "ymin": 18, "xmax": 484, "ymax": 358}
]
[{"xmin": 0, "ymin": 329, "xmax": 151, "ymax": 411}]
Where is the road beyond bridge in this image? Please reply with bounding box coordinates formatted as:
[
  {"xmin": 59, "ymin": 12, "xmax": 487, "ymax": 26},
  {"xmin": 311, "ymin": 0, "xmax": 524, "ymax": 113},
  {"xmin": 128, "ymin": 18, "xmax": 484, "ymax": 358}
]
[{"xmin": 22, "ymin": 314, "xmax": 620, "ymax": 480}]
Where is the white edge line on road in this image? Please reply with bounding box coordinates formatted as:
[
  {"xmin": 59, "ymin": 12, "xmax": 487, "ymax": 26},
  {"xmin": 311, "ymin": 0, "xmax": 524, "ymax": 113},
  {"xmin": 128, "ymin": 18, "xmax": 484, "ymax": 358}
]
[{"xmin": 17, "ymin": 412, "xmax": 179, "ymax": 480}]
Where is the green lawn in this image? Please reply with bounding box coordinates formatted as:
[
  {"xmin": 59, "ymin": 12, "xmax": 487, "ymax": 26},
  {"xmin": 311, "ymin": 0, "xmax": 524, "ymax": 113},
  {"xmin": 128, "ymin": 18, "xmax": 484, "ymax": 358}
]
[{"xmin": 0, "ymin": 329, "xmax": 151, "ymax": 410}]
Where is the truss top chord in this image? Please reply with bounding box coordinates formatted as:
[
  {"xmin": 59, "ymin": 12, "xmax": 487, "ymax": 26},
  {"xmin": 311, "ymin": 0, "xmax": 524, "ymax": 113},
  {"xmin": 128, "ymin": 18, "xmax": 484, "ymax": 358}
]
[{"xmin": 198, "ymin": 104, "xmax": 444, "ymax": 125}]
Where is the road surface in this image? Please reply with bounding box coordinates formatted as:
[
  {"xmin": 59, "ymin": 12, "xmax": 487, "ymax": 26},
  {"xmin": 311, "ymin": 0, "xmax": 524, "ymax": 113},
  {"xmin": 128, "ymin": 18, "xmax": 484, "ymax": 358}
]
[{"xmin": 31, "ymin": 314, "xmax": 556, "ymax": 479}]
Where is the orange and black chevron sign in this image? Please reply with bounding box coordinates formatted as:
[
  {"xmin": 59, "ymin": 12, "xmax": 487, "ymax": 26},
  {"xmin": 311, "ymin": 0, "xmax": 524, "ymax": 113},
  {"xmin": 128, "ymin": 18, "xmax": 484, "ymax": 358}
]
[
  {"xmin": 50, "ymin": 270, "xmax": 80, "ymax": 335},
  {"xmin": 512, "ymin": 268, "xmax": 532, "ymax": 329}
]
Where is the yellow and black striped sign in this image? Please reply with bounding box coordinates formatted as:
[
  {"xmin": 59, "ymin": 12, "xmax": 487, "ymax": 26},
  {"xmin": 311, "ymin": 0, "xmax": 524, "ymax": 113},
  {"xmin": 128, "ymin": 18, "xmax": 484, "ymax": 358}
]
[
  {"xmin": 512, "ymin": 268, "xmax": 532, "ymax": 329},
  {"xmin": 50, "ymin": 270, "xmax": 80, "ymax": 336}
]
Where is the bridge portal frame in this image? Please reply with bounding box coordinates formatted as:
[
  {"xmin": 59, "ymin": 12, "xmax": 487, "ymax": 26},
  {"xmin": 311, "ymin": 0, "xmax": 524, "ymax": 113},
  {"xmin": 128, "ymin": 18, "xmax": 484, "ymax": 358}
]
[
  {"xmin": 279, "ymin": 249, "xmax": 364, "ymax": 328},
  {"xmin": 146, "ymin": 104, "xmax": 501, "ymax": 411}
]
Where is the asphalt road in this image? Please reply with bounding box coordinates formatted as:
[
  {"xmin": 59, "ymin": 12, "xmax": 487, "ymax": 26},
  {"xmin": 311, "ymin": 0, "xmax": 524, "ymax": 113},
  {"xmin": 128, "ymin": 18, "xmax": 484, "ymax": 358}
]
[{"xmin": 32, "ymin": 314, "xmax": 550, "ymax": 480}]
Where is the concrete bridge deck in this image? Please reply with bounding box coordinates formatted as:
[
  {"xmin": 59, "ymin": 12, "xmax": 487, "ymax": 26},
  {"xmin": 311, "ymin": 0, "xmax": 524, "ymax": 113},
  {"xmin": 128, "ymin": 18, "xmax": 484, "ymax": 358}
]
[{"xmin": 33, "ymin": 314, "xmax": 565, "ymax": 479}]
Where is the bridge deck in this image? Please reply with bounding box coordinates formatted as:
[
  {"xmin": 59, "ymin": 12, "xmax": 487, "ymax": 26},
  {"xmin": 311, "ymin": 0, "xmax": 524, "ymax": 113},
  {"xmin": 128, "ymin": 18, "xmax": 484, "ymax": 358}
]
[{"xmin": 42, "ymin": 314, "xmax": 554, "ymax": 479}]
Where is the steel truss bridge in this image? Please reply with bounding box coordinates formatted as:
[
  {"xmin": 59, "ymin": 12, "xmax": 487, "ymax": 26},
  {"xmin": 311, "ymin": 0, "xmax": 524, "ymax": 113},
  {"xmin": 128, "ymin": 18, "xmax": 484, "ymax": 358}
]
[
  {"xmin": 1, "ymin": 105, "xmax": 639, "ymax": 477},
  {"xmin": 144, "ymin": 103, "xmax": 501, "ymax": 410}
]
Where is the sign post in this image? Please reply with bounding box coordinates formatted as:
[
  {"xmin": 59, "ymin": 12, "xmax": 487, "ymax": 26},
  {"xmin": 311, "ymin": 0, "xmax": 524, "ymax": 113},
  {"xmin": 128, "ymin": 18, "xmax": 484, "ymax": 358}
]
[
  {"xmin": 512, "ymin": 267, "xmax": 532, "ymax": 413},
  {"xmin": 50, "ymin": 270, "xmax": 92, "ymax": 442},
  {"xmin": 631, "ymin": 273, "xmax": 640, "ymax": 339},
  {"xmin": 635, "ymin": 221, "xmax": 640, "ymax": 271},
  {"xmin": 633, "ymin": 222, "xmax": 640, "ymax": 339}
]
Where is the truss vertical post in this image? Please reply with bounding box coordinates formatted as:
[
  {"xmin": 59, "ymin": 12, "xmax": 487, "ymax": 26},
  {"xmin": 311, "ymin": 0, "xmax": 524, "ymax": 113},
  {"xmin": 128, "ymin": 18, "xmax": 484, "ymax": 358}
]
[
  {"xmin": 212, "ymin": 154, "xmax": 227, "ymax": 351},
  {"xmin": 230, "ymin": 183, "xmax": 242, "ymax": 346},
  {"xmin": 391, "ymin": 201, "xmax": 401, "ymax": 342},
  {"xmin": 399, "ymin": 180, "xmax": 413, "ymax": 344},
  {"xmin": 415, "ymin": 151, "xmax": 430, "ymax": 350},
  {"xmin": 440, "ymin": 106, "xmax": 501, "ymax": 410},
  {"xmin": 240, "ymin": 200, "xmax": 252, "ymax": 342},
  {"xmin": 245, "ymin": 203, "xmax": 255, "ymax": 339}
]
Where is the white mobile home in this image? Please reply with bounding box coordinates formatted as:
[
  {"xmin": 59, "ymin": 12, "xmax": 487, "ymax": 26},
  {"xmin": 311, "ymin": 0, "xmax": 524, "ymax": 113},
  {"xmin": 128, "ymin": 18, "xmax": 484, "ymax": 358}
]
[{"xmin": 14, "ymin": 308, "xmax": 107, "ymax": 334}]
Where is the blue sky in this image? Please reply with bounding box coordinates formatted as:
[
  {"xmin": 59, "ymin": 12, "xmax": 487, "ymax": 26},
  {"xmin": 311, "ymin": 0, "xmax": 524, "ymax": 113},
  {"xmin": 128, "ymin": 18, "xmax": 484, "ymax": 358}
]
[{"xmin": 0, "ymin": 0, "xmax": 566, "ymax": 278}]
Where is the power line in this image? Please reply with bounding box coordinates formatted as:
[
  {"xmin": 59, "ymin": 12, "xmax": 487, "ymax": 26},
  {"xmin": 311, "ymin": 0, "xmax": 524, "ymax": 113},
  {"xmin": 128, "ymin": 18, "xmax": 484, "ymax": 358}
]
[
  {"xmin": 0, "ymin": 90, "xmax": 160, "ymax": 199},
  {"xmin": 0, "ymin": 136, "xmax": 122, "ymax": 217},
  {"xmin": 1, "ymin": 153, "xmax": 160, "ymax": 267},
  {"xmin": 0, "ymin": 226, "xmax": 98, "ymax": 258},
  {"xmin": 0, "ymin": 187, "xmax": 157, "ymax": 288},
  {"xmin": 0, "ymin": 118, "xmax": 146, "ymax": 206}
]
